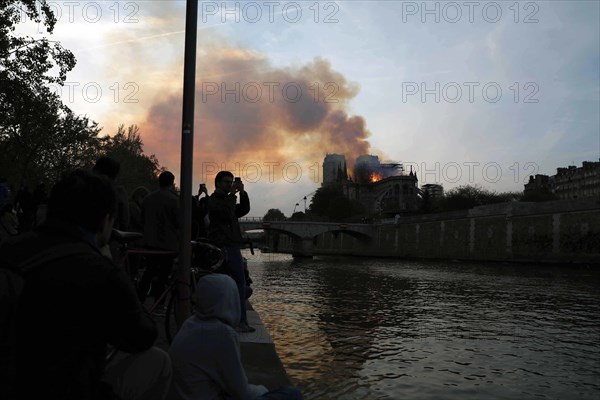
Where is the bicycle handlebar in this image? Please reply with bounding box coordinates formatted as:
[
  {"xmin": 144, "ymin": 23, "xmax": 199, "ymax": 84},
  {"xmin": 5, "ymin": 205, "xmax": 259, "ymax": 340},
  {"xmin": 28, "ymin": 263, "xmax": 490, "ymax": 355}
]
[
  {"xmin": 111, "ymin": 229, "xmax": 143, "ymax": 245},
  {"xmin": 191, "ymin": 241, "xmax": 226, "ymax": 272}
]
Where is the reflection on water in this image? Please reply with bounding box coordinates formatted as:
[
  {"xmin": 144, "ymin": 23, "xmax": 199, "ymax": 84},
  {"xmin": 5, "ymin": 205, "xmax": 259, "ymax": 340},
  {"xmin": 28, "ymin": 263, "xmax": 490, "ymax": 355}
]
[{"xmin": 244, "ymin": 250, "xmax": 600, "ymax": 400}]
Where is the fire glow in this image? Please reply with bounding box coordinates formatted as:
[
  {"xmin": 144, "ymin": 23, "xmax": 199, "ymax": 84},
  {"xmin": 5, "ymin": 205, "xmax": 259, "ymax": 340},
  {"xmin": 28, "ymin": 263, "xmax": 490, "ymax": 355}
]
[{"xmin": 370, "ymin": 173, "xmax": 383, "ymax": 183}]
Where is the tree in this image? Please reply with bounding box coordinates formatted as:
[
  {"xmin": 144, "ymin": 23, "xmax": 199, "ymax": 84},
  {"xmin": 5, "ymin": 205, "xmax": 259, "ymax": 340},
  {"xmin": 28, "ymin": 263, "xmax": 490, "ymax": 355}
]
[
  {"xmin": 263, "ymin": 208, "xmax": 286, "ymax": 221},
  {"xmin": 436, "ymin": 185, "xmax": 522, "ymax": 212},
  {"xmin": 98, "ymin": 125, "xmax": 163, "ymax": 194},
  {"xmin": 289, "ymin": 211, "xmax": 305, "ymax": 221},
  {"xmin": 0, "ymin": 83, "xmax": 101, "ymax": 186},
  {"xmin": 0, "ymin": 1, "xmax": 91, "ymax": 187},
  {"xmin": 1, "ymin": 1, "xmax": 75, "ymax": 88},
  {"xmin": 36, "ymin": 111, "xmax": 102, "ymax": 182},
  {"xmin": 521, "ymin": 189, "xmax": 557, "ymax": 202},
  {"xmin": 309, "ymin": 185, "xmax": 343, "ymax": 216},
  {"xmin": 309, "ymin": 184, "xmax": 365, "ymax": 221},
  {"xmin": 326, "ymin": 195, "xmax": 365, "ymax": 221}
]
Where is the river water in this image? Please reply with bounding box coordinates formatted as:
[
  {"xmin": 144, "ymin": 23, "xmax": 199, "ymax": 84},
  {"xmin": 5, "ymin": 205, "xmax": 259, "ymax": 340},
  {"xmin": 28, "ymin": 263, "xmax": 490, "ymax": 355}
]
[{"xmin": 243, "ymin": 250, "xmax": 600, "ymax": 400}]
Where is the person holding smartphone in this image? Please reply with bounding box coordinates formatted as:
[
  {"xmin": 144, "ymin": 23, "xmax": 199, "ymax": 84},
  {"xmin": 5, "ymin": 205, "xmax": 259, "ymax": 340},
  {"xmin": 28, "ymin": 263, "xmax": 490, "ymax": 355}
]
[
  {"xmin": 207, "ymin": 171, "xmax": 253, "ymax": 332},
  {"xmin": 192, "ymin": 183, "xmax": 209, "ymax": 239}
]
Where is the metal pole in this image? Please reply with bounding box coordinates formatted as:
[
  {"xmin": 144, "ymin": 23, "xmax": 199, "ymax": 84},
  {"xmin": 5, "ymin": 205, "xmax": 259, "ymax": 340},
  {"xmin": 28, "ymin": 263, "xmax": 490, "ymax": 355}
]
[{"xmin": 177, "ymin": 0, "xmax": 198, "ymax": 328}]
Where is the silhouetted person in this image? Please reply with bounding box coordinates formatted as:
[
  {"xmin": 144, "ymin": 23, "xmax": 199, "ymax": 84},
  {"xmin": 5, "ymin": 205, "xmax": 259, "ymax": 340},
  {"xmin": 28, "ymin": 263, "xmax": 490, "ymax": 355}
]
[
  {"xmin": 0, "ymin": 169, "xmax": 171, "ymax": 400},
  {"xmin": 93, "ymin": 156, "xmax": 129, "ymax": 230},
  {"xmin": 169, "ymin": 274, "xmax": 303, "ymax": 400},
  {"xmin": 139, "ymin": 171, "xmax": 180, "ymax": 304},
  {"xmin": 129, "ymin": 186, "xmax": 151, "ymax": 234},
  {"xmin": 208, "ymin": 171, "xmax": 253, "ymax": 332}
]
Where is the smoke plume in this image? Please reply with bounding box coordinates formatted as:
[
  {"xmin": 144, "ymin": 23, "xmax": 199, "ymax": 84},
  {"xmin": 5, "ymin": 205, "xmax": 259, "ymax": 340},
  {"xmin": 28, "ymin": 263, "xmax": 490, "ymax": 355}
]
[{"xmin": 139, "ymin": 39, "xmax": 374, "ymax": 183}]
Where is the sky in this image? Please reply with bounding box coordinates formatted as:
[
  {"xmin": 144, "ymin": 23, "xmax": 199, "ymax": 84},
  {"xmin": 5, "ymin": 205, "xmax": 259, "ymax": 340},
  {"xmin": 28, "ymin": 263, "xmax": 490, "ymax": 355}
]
[{"xmin": 17, "ymin": 1, "xmax": 600, "ymax": 217}]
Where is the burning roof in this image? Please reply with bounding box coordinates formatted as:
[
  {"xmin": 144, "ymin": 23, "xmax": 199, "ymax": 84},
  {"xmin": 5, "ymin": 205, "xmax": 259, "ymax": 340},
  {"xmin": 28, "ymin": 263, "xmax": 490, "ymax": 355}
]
[{"xmin": 353, "ymin": 155, "xmax": 403, "ymax": 185}]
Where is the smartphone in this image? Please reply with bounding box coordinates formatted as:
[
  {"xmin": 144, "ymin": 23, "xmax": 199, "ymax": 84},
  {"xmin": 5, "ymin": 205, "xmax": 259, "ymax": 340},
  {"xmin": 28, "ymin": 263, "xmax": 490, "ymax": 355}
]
[
  {"xmin": 199, "ymin": 183, "xmax": 206, "ymax": 190},
  {"xmin": 234, "ymin": 177, "xmax": 241, "ymax": 183}
]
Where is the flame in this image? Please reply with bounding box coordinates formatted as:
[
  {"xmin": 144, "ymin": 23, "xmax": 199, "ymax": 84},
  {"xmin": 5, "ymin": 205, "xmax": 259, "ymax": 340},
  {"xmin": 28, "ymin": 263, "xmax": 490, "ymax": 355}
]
[{"xmin": 370, "ymin": 173, "xmax": 383, "ymax": 183}]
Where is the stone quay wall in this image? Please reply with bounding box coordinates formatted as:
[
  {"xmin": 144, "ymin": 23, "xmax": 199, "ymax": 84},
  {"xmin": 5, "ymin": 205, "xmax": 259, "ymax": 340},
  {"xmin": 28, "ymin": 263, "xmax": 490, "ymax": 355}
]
[{"xmin": 272, "ymin": 199, "xmax": 600, "ymax": 264}]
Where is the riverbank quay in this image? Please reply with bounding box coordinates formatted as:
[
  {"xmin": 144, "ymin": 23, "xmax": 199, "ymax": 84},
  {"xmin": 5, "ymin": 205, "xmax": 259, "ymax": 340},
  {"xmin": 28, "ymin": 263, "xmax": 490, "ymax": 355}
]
[
  {"xmin": 269, "ymin": 198, "xmax": 600, "ymax": 264},
  {"xmin": 152, "ymin": 302, "xmax": 291, "ymax": 390}
]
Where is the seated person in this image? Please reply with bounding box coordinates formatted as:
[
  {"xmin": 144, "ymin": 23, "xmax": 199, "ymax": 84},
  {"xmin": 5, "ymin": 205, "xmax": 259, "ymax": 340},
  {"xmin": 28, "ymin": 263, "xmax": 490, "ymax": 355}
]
[
  {"xmin": 169, "ymin": 274, "xmax": 303, "ymax": 400},
  {"xmin": 0, "ymin": 170, "xmax": 171, "ymax": 400}
]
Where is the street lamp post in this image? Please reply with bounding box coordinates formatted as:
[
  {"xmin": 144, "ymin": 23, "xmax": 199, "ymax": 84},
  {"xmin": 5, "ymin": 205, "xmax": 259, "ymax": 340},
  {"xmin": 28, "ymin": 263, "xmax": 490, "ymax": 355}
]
[
  {"xmin": 293, "ymin": 203, "xmax": 299, "ymax": 214},
  {"xmin": 176, "ymin": 0, "xmax": 198, "ymax": 328},
  {"xmin": 303, "ymin": 196, "xmax": 307, "ymax": 213}
]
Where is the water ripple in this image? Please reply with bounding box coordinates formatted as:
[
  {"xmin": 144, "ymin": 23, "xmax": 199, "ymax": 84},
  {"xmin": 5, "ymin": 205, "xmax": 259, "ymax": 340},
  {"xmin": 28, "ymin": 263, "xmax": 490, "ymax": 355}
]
[{"xmin": 246, "ymin": 252, "xmax": 600, "ymax": 400}]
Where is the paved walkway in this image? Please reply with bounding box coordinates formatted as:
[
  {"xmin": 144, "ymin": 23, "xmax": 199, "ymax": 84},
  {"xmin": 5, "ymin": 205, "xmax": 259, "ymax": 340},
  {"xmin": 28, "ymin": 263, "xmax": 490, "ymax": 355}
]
[{"xmin": 240, "ymin": 308, "xmax": 291, "ymax": 389}]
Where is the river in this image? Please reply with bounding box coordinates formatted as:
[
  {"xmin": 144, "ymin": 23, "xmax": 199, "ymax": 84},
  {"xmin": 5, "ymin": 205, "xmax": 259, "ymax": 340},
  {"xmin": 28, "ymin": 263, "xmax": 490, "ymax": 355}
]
[{"xmin": 243, "ymin": 250, "xmax": 600, "ymax": 400}]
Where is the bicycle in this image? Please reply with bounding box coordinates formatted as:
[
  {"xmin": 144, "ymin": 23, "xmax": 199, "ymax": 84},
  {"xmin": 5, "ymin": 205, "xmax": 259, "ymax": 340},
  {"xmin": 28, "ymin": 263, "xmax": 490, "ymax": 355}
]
[
  {"xmin": 163, "ymin": 239, "xmax": 226, "ymax": 342},
  {"xmin": 111, "ymin": 230, "xmax": 225, "ymax": 343}
]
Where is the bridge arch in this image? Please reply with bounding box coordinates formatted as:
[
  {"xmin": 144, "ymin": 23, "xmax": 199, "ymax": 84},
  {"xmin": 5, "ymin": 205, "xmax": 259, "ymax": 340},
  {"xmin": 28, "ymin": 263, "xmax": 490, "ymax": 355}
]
[{"xmin": 239, "ymin": 219, "xmax": 376, "ymax": 257}]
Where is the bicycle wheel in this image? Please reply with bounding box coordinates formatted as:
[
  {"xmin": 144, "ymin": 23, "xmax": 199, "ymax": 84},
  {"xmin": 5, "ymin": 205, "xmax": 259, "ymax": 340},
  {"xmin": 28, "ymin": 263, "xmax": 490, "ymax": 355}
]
[{"xmin": 164, "ymin": 291, "xmax": 179, "ymax": 343}]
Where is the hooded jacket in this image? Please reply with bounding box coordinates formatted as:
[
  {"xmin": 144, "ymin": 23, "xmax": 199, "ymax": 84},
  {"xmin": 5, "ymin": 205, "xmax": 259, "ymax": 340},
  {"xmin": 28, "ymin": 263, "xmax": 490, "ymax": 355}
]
[{"xmin": 168, "ymin": 274, "xmax": 267, "ymax": 400}]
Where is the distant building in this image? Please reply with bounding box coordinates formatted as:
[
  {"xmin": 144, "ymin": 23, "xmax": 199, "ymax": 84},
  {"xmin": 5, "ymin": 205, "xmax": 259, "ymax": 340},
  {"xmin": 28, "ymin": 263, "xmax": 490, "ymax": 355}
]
[
  {"xmin": 353, "ymin": 155, "xmax": 381, "ymax": 184},
  {"xmin": 353, "ymin": 155, "xmax": 403, "ymax": 184},
  {"xmin": 322, "ymin": 154, "xmax": 347, "ymax": 186},
  {"xmin": 524, "ymin": 174, "xmax": 553, "ymax": 194},
  {"xmin": 344, "ymin": 173, "xmax": 420, "ymax": 215},
  {"xmin": 421, "ymin": 184, "xmax": 444, "ymax": 199},
  {"xmin": 553, "ymin": 160, "xmax": 600, "ymax": 199},
  {"xmin": 321, "ymin": 154, "xmax": 421, "ymax": 216}
]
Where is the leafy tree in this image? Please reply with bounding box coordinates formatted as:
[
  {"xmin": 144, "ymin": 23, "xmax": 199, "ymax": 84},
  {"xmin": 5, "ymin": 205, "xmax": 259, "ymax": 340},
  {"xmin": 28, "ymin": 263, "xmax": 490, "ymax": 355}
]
[
  {"xmin": 309, "ymin": 184, "xmax": 365, "ymax": 221},
  {"xmin": 436, "ymin": 185, "xmax": 522, "ymax": 212},
  {"xmin": 326, "ymin": 195, "xmax": 365, "ymax": 221},
  {"xmin": 37, "ymin": 111, "xmax": 102, "ymax": 182},
  {"xmin": 0, "ymin": 0, "xmax": 93, "ymax": 188},
  {"xmin": 0, "ymin": 81, "xmax": 101, "ymax": 186},
  {"xmin": 309, "ymin": 185, "xmax": 344, "ymax": 216},
  {"xmin": 98, "ymin": 125, "xmax": 163, "ymax": 194},
  {"xmin": 290, "ymin": 211, "xmax": 305, "ymax": 221},
  {"xmin": 0, "ymin": 3, "xmax": 164, "ymax": 194},
  {"xmin": 521, "ymin": 189, "xmax": 557, "ymax": 202},
  {"xmin": 1, "ymin": 0, "xmax": 75, "ymax": 88},
  {"xmin": 263, "ymin": 208, "xmax": 286, "ymax": 221}
]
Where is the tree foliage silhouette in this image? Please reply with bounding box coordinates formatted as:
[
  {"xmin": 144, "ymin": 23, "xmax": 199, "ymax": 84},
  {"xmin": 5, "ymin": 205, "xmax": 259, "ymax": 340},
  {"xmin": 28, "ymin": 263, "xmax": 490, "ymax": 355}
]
[
  {"xmin": 0, "ymin": 0, "xmax": 97, "ymax": 186},
  {"xmin": 435, "ymin": 185, "xmax": 522, "ymax": 212},
  {"xmin": 98, "ymin": 125, "xmax": 163, "ymax": 194},
  {"xmin": 309, "ymin": 185, "xmax": 365, "ymax": 221},
  {"xmin": 263, "ymin": 208, "xmax": 286, "ymax": 221}
]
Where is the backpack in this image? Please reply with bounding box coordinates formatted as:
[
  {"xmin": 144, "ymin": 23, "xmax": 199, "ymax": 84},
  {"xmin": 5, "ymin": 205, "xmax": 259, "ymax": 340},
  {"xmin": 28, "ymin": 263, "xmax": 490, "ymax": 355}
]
[{"xmin": 0, "ymin": 242, "xmax": 91, "ymax": 399}]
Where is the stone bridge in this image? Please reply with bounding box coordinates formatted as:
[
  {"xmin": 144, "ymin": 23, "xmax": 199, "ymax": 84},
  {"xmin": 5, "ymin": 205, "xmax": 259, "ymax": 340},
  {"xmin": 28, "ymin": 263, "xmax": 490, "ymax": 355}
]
[{"xmin": 239, "ymin": 218, "xmax": 376, "ymax": 257}]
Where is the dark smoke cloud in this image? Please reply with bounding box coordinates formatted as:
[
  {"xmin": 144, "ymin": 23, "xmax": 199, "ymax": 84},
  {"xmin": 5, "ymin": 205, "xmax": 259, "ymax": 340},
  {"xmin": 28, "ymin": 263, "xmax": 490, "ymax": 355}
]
[{"xmin": 139, "ymin": 40, "xmax": 374, "ymax": 182}]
